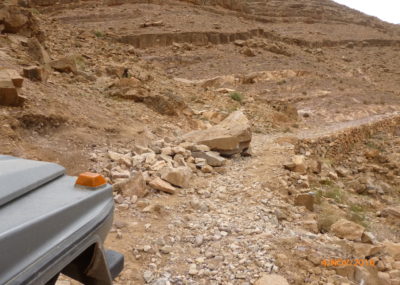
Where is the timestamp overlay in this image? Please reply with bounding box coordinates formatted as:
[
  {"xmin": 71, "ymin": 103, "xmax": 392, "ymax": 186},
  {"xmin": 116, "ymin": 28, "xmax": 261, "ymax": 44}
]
[{"xmin": 321, "ymin": 258, "xmax": 375, "ymax": 267}]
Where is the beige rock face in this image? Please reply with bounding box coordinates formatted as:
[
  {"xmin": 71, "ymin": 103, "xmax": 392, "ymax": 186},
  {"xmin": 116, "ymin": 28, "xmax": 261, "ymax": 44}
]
[
  {"xmin": 161, "ymin": 166, "xmax": 192, "ymax": 188},
  {"xmin": 330, "ymin": 219, "xmax": 365, "ymax": 241},
  {"xmin": 149, "ymin": 177, "xmax": 176, "ymax": 194},
  {"xmin": 254, "ymin": 274, "xmax": 289, "ymax": 285},
  {"xmin": 183, "ymin": 111, "xmax": 252, "ymax": 156}
]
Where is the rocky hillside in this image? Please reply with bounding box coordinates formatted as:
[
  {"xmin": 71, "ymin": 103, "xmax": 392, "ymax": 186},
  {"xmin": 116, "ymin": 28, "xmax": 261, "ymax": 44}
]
[{"xmin": 1, "ymin": 0, "xmax": 400, "ymax": 284}]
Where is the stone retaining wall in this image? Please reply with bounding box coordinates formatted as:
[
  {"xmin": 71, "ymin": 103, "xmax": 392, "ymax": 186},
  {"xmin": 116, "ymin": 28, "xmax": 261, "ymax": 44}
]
[{"xmin": 295, "ymin": 115, "xmax": 400, "ymax": 159}]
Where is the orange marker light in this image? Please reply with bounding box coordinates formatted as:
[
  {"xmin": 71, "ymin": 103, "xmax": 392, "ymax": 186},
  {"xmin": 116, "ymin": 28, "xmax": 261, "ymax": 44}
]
[{"xmin": 75, "ymin": 172, "xmax": 107, "ymax": 188}]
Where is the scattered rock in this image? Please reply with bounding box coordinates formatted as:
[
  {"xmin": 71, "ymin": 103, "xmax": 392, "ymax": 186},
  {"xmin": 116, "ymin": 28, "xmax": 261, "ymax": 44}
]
[
  {"xmin": 110, "ymin": 77, "xmax": 141, "ymax": 89},
  {"xmin": 294, "ymin": 193, "xmax": 314, "ymax": 211},
  {"xmin": 284, "ymin": 155, "xmax": 307, "ymax": 174},
  {"xmin": 215, "ymin": 87, "xmax": 236, "ymax": 93},
  {"xmin": 201, "ymin": 110, "xmax": 226, "ymax": 124},
  {"xmin": 242, "ymin": 47, "xmax": 256, "ymax": 57},
  {"xmin": 0, "ymin": 78, "xmax": 24, "ymax": 106},
  {"xmin": 133, "ymin": 144, "xmax": 152, "ymax": 155},
  {"xmin": 353, "ymin": 243, "xmax": 384, "ymax": 257},
  {"xmin": 191, "ymin": 151, "xmax": 226, "ymax": 167},
  {"xmin": 301, "ymin": 219, "xmax": 319, "ymax": 233},
  {"xmin": 117, "ymin": 172, "xmax": 148, "ymax": 198},
  {"xmin": 149, "ymin": 177, "xmax": 176, "ymax": 194},
  {"xmin": 330, "ymin": 219, "xmax": 365, "ymax": 241},
  {"xmin": 328, "ymin": 171, "xmax": 338, "ymax": 180},
  {"xmin": 362, "ymin": 231, "xmax": 377, "ymax": 244},
  {"xmin": 144, "ymin": 91, "xmax": 188, "ymax": 116},
  {"xmin": 188, "ymin": 264, "xmax": 198, "ymax": 275},
  {"xmin": 377, "ymin": 272, "xmax": 392, "ymax": 285},
  {"xmin": 381, "ymin": 206, "xmax": 400, "ymax": 218},
  {"xmin": 195, "ymin": 234, "xmax": 204, "ymax": 246},
  {"xmin": 191, "ymin": 144, "xmax": 210, "ymax": 152},
  {"xmin": 0, "ymin": 4, "xmax": 38, "ymax": 35},
  {"xmin": 201, "ymin": 164, "xmax": 213, "ymax": 173},
  {"xmin": 112, "ymin": 170, "xmax": 130, "ymax": 181},
  {"xmin": 108, "ymin": 151, "xmax": 126, "ymax": 161},
  {"xmin": 160, "ymin": 245, "xmax": 172, "ymax": 254},
  {"xmin": 142, "ymin": 203, "xmax": 164, "ymax": 213},
  {"xmin": 49, "ymin": 56, "xmax": 78, "ymax": 74},
  {"xmin": 365, "ymin": 149, "xmax": 379, "ymax": 159},
  {"xmin": 113, "ymin": 194, "xmax": 124, "ymax": 204},
  {"xmin": 336, "ymin": 166, "xmax": 351, "ymax": 177},
  {"xmin": 384, "ymin": 241, "xmax": 400, "ymax": 261},
  {"xmin": 143, "ymin": 270, "xmax": 154, "ymax": 283},
  {"xmin": 234, "ymin": 40, "xmax": 246, "ymax": 47},
  {"xmin": 23, "ymin": 66, "xmax": 47, "ymax": 82},
  {"xmin": 183, "ymin": 110, "xmax": 252, "ymax": 156},
  {"xmin": 140, "ymin": 20, "xmax": 164, "ymax": 28},
  {"xmin": 255, "ymin": 274, "xmax": 289, "ymax": 285},
  {"xmin": 161, "ymin": 166, "xmax": 192, "ymax": 188}
]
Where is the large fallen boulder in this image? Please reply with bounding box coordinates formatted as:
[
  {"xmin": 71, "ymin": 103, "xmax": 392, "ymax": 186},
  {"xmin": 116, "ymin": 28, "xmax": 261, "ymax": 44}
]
[{"xmin": 183, "ymin": 110, "xmax": 252, "ymax": 156}]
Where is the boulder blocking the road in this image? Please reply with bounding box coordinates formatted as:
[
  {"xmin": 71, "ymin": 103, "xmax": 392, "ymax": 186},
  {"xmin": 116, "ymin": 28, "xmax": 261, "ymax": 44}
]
[{"xmin": 183, "ymin": 110, "xmax": 252, "ymax": 156}]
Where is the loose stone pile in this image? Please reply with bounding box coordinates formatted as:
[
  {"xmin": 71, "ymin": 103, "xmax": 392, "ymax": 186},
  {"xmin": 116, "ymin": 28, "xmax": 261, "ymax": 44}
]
[{"xmin": 90, "ymin": 111, "xmax": 251, "ymax": 209}]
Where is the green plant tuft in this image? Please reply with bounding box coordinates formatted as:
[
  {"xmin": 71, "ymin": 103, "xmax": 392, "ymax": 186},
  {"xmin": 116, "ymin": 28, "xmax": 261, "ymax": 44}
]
[
  {"xmin": 229, "ymin": 92, "xmax": 244, "ymax": 103},
  {"xmin": 94, "ymin": 31, "xmax": 104, "ymax": 38}
]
